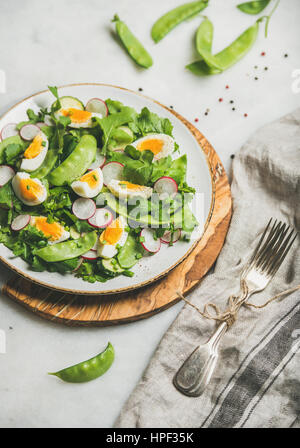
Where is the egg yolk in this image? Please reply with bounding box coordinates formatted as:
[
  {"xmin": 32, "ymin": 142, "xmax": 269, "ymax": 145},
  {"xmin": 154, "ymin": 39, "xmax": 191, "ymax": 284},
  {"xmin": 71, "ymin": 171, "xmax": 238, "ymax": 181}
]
[
  {"xmin": 80, "ymin": 170, "xmax": 100, "ymax": 188},
  {"xmin": 137, "ymin": 139, "xmax": 163, "ymax": 155},
  {"xmin": 24, "ymin": 135, "xmax": 44, "ymax": 159},
  {"xmin": 32, "ymin": 217, "xmax": 63, "ymax": 241},
  {"xmin": 20, "ymin": 179, "xmax": 43, "ymax": 201},
  {"xmin": 100, "ymin": 218, "xmax": 123, "ymax": 245},
  {"xmin": 61, "ymin": 108, "xmax": 92, "ymax": 124},
  {"xmin": 119, "ymin": 181, "xmax": 144, "ymax": 191}
]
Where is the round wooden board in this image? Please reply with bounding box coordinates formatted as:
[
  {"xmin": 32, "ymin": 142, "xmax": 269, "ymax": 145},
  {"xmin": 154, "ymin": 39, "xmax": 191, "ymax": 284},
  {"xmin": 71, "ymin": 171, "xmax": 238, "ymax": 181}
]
[{"xmin": 2, "ymin": 109, "xmax": 232, "ymax": 326}]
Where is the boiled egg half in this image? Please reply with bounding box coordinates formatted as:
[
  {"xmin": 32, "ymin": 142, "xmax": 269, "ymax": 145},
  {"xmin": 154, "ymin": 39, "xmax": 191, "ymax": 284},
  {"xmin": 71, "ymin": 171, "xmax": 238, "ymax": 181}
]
[
  {"xmin": 132, "ymin": 133, "xmax": 175, "ymax": 160},
  {"xmin": 71, "ymin": 168, "xmax": 103, "ymax": 198},
  {"xmin": 30, "ymin": 216, "xmax": 70, "ymax": 244},
  {"xmin": 97, "ymin": 216, "xmax": 128, "ymax": 259},
  {"xmin": 107, "ymin": 179, "xmax": 152, "ymax": 200},
  {"xmin": 12, "ymin": 172, "xmax": 47, "ymax": 206},
  {"xmin": 55, "ymin": 108, "xmax": 102, "ymax": 128},
  {"xmin": 20, "ymin": 131, "xmax": 48, "ymax": 172}
]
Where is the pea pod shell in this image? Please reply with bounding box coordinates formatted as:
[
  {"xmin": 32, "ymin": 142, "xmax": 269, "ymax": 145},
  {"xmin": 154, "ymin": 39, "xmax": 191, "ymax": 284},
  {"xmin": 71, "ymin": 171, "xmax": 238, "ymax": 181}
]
[
  {"xmin": 30, "ymin": 149, "xmax": 58, "ymax": 179},
  {"xmin": 151, "ymin": 0, "xmax": 209, "ymax": 43},
  {"xmin": 113, "ymin": 16, "xmax": 153, "ymax": 68},
  {"xmin": 35, "ymin": 231, "xmax": 97, "ymax": 262},
  {"xmin": 48, "ymin": 135, "xmax": 97, "ymax": 186},
  {"xmin": 49, "ymin": 342, "xmax": 115, "ymax": 383},
  {"xmin": 237, "ymin": 0, "xmax": 270, "ymax": 15},
  {"xmin": 195, "ymin": 18, "xmax": 223, "ymax": 70}
]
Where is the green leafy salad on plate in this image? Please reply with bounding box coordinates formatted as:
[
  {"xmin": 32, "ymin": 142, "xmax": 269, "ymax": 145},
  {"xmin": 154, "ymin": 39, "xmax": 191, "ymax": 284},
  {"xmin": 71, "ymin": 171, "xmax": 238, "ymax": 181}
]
[{"xmin": 0, "ymin": 87, "xmax": 198, "ymax": 283}]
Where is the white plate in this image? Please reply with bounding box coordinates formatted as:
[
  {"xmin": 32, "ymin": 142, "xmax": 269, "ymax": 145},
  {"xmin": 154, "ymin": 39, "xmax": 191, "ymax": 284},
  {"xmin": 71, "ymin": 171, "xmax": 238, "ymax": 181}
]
[{"xmin": 0, "ymin": 84, "xmax": 213, "ymax": 294}]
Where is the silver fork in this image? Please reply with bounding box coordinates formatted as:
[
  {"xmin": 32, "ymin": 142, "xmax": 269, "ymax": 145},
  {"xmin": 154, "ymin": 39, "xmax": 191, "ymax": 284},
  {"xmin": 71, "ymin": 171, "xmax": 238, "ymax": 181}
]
[{"xmin": 173, "ymin": 219, "xmax": 297, "ymax": 397}]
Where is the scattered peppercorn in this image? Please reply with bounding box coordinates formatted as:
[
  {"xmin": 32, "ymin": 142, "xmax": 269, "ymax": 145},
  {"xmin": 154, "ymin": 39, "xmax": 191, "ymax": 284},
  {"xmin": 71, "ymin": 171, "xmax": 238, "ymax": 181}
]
[
  {"xmin": 218, "ymin": 98, "xmax": 223, "ymax": 102},
  {"xmin": 254, "ymin": 65, "xmax": 258, "ymax": 69},
  {"xmin": 138, "ymin": 88, "xmax": 143, "ymax": 91},
  {"xmin": 232, "ymin": 107, "xmax": 236, "ymax": 111},
  {"xmin": 9, "ymin": 326, "xmax": 13, "ymax": 330},
  {"xmin": 264, "ymin": 67, "xmax": 268, "ymax": 70},
  {"xmin": 230, "ymin": 154, "xmax": 235, "ymax": 159},
  {"xmin": 244, "ymin": 113, "xmax": 248, "ymax": 117},
  {"xmin": 261, "ymin": 52, "xmax": 266, "ymax": 56},
  {"xmin": 284, "ymin": 53, "xmax": 288, "ymax": 58},
  {"xmin": 204, "ymin": 112, "xmax": 208, "ymax": 116},
  {"xmin": 225, "ymin": 85, "xmax": 229, "ymax": 89},
  {"xmin": 194, "ymin": 118, "xmax": 199, "ymax": 122},
  {"xmin": 254, "ymin": 77, "xmax": 259, "ymax": 80},
  {"xmin": 230, "ymin": 100, "xmax": 234, "ymax": 104},
  {"xmin": 170, "ymin": 105, "xmax": 174, "ymax": 109}
]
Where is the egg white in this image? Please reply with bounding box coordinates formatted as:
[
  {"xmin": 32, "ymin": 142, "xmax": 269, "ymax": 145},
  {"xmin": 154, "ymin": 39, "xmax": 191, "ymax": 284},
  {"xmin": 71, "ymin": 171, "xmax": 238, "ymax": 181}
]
[
  {"xmin": 20, "ymin": 131, "xmax": 48, "ymax": 172},
  {"xmin": 97, "ymin": 216, "xmax": 128, "ymax": 259},
  {"xmin": 71, "ymin": 168, "xmax": 103, "ymax": 198},
  {"xmin": 107, "ymin": 179, "xmax": 153, "ymax": 200},
  {"xmin": 12, "ymin": 172, "xmax": 47, "ymax": 206},
  {"xmin": 132, "ymin": 133, "xmax": 175, "ymax": 160},
  {"xmin": 30, "ymin": 216, "xmax": 70, "ymax": 245}
]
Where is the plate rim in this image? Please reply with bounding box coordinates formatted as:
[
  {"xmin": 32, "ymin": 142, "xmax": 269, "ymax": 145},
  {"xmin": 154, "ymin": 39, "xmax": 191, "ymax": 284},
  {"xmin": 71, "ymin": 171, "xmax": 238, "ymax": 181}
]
[{"xmin": 0, "ymin": 82, "xmax": 215, "ymax": 295}]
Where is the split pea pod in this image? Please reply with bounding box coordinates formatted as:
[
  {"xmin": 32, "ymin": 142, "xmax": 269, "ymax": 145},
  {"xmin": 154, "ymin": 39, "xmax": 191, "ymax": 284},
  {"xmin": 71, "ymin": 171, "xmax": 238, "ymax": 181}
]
[
  {"xmin": 151, "ymin": 0, "xmax": 209, "ymax": 43},
  {"xmin": 237, "ymin": 0, "xmax": 271, "ymax": 15},
  {"xmin": 112, "ymin": 15, "xmax": 153, "ymax": 68},
  {"xmin": 49, "ymin": 343, "xmax": 115, "ymax": 383}
]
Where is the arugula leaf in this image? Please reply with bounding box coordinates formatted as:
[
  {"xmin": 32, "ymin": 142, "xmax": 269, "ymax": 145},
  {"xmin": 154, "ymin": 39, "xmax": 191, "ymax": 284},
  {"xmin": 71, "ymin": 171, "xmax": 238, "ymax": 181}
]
[
  {"xmin": 3, "ymin": 143, "xmax": 24, "ymax": 164},
  {"xmin": 151, "ymin": 155, "xmax": 172, "ymax": 182},
  {"xmin": 48, "ymin": 85, "xmax": 61, "ymax": 110},
  {"xmin": 129, "ymin": 107, "xmax": 173, "ymax": 137},
  {"xmin": 123, "ymin": 146, "xmax": 154, "ymax": 185},
  {"xmin": 0, "ymin": 182, "xmax": 13, "ymax": 209}
]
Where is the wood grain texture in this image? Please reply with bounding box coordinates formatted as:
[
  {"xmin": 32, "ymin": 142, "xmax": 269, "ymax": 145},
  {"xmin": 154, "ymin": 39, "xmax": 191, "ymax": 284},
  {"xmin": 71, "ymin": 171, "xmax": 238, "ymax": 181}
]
[{"xmin": 2, "ymin": 109, "xmax": 232, "ymax": 326}]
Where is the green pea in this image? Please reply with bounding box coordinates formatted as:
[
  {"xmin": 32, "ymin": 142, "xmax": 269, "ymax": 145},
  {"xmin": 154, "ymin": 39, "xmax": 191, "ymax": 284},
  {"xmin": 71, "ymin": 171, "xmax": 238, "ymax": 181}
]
[
  {"xmin": 49, "ymin": 342, "xmax": 114, "ymax": 383},
  {"xmin": 30, "ymin": 149, "xmax": 58, "ymax": 179},
  {"xmin": 112, "ymin": 15, "xmax": 153, "ymax": 69},
  {"xmin": 35, "ymin": 231, "xmax": 97, "ymax": 262},
  {"xmin": 151, "ymin": 1, "xmax": 209, "ymax": 43},
  {"xmin": 48, "ymin": 135, "xmax": 97, "ymax": 186},
  {"xmin": 237, "ymin": 0, "xmax": 271, "ymax": 15}
]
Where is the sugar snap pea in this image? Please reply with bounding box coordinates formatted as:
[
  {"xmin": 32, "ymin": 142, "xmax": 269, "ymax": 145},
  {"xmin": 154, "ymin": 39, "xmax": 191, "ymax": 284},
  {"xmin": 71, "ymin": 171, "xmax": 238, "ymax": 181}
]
[
  {"xmin": 112, "ymin": 15, "xmax": 153, "ymax": 68},
  {"xmin": 49, "ymin": 342, "xmax": 114, "ymax": 383},
  {"xmin": 48, "ymin": 135, "xmax": 97, "ymax": 186},
  {"xmin": 151, "ymin": 0, "xmax": 209, "ymax": 43},
  {"xmin": 237, "ymin": 0, "xmax": 271, "ymax": 15},
  {"xmin": 30, "ymin": 149, "xmax": 58, "ymax": 179},
  {"xmin": 194, "ymin": 17, "xmax": 223, "ymax": 70},
  {"xmin": 35, "ymin": 231, "xmax": 97, "ymax": 262}
]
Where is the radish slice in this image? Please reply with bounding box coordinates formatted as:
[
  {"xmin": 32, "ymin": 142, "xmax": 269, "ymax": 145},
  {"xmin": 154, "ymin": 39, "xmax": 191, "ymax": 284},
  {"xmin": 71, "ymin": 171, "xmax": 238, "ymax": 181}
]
[
  {"xmin": 161, "ymin": 229, "xmax": 181, "ymax": 244},
  {"xmin": 11, "ymin": 214, "xmax": 30, "ymax": 231},
  {"xmin": 72, "ymin": 198, "xmax": 96, "ymax": 220},
  {"xmin": 81, "ymin": 250, "xmax": 98, "ymax": 260},
  {"xmin": 86, "ymin": 98, "xmax": 108, "ymax": 117},
  {"xmin": 154, "ymin": 176, "xmax": 178, "ymax": 198},
  {"xmin": 0, "ymin": 165, "xmax": 15, "ymax": 186},
  {"xmin": 102, "ymin": 162, "xmax": 124, "ymax": 186},
  {"xmin": 1, "ymin": 123, "xmax": 18, "ymax": 140},
  {"xmin": 88, "ymin": 152, "xmax": 106, "ymax": 170},
  {"xmin": 19, "ymin": 124, "xmax": 40, "ymax": 141},
  {"xmin": 140, "ymin": 228, "xmax": 161, "ymax": 253},
  {"xmin": 44, "ymin": 116, "xmax": 53, "ymax": 126},
  {"xmin": 88, "ymin": 208, "xmax": 113, "ymax": 229},
  {"xmin": 72, "ymin": 257, "xmax": 83, "ymax": 272}
]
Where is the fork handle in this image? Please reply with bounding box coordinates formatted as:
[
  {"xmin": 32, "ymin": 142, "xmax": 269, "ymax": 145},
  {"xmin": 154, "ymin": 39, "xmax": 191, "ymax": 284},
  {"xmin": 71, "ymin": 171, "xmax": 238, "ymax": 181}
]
[{"xmin": 173, "ymin": 322, "xmax": 228, "ymax": 397}]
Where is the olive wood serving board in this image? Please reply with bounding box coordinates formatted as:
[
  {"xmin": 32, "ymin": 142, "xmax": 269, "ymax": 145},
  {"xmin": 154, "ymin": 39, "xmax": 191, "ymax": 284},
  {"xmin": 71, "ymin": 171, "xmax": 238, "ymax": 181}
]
[{"xmin": 2, "ymin": 111, "xmax": 232, "ymax": 326}]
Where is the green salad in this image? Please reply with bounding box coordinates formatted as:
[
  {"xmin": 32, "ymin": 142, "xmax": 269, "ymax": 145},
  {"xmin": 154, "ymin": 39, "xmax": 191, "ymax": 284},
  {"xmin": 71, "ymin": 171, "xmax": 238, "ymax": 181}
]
[{"xmin": 0, "ymin": 87, "xmax": 198, "ymax": 283}]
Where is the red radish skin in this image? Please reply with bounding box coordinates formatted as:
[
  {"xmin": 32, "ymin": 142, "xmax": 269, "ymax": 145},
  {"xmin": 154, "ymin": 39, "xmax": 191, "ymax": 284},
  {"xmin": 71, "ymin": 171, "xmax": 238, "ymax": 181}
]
[
  {"xmin": 140, "ymin": 228, "xmax": 161, "ymax": 253},
  {"xmin": 81, "ymin": 250, "xmax": 98, "ymax": 260},
  {"xmin": 72, "ymin": 257, "xmax": 83, "ymax": 272},
  {"xmin": 19, "ymin": 124, "xmax": 40, "ymax": 141},
  {"xmin": 11, "ymin": 214, "xmax": 31, "ymax": 231},
  {"xmin": 154, "ymin": 176, "xmax": 178, "ymax": 198},
  {"xmin": 72, "ymin": 198, "xmax": 96, "ymax": 220},
  {"xmin": 88, "ymin": 208, "xmax": 113, "ymax": 229},
  {"xmin": 102, "ymin": 162, "xmax": 124, "ymax": 186},
  {"xmin": 0, "ymin": 165, "xmax": 15, "ymax": 186},
  {"xmin": 161, "ymin": 229, "xmax": 181, "ymax": 244},
  {"xmin": 0, "ymin": 123, "xmax": 18, "ymax": 141},
  {"xmin": 86, "ymin": 98, "xmax": 108, "ymax": 117}
]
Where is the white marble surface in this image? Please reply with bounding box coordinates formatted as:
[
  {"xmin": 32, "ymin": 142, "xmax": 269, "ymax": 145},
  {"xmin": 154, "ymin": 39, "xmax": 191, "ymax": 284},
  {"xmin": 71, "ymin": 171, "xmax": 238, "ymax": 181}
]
[{"xmin": 0, "ymin": 0, "xmax": 299, "ymax": 428}]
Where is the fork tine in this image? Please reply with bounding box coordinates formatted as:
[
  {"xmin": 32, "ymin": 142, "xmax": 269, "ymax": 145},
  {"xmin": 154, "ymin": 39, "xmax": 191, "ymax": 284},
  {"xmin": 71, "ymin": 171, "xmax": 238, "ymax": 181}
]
[
  {"xmin": 268, "ymin": 231, "xmax": 298, "ymax": 276},
  {"xmin": 260, "ymin": 223, "xmax": 290, "ymax": 272},
  {"xmin": 247, "ymin": 218, "xmax": 273, "ymax": 268},
  {"xmin": 248, "ymin": 219, "xmax": 282, "ymax": 271}
]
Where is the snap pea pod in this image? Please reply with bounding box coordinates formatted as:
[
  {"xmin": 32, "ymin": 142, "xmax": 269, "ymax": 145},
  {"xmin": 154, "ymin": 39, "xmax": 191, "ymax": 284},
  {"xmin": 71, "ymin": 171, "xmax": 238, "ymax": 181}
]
[
  {"xmin": 237, "ymin": 0, "xmax": 271, "ymax": 15},
  {"xmin": 117, "ymin": 234, "xmax": 144, "ymax": 269},
  {"xmin": 35, "ymin": 231, "xmax": 97, "ymax": 262},
  {"xmin": 30, "ymin": 149, "xmax": 58, "ymax": 179},
  {"xmin": 48, "ymin": 135, "xmax": 97, "ymax": 186},
  {"xmin": 194, "ymin": 17, "xmax": 223, "ymax": 70},
  {"xmin": 151, "ymin": 0, "xmax": 209, "ymax": 43},
  {"xmin": 112, "ymin": 15, "xmax": 153, "ymax": 68},
  {"xmin": 49, "ymin": 342, "xmax": 114, "ymax": 383}
]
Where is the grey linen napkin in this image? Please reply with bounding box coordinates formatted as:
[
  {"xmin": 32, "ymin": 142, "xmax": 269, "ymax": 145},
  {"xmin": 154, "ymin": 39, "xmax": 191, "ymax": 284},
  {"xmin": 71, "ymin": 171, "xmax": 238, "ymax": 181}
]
[{"xmin": 115, "ymin": 109, "xmax": 300, "ymax": 428}]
